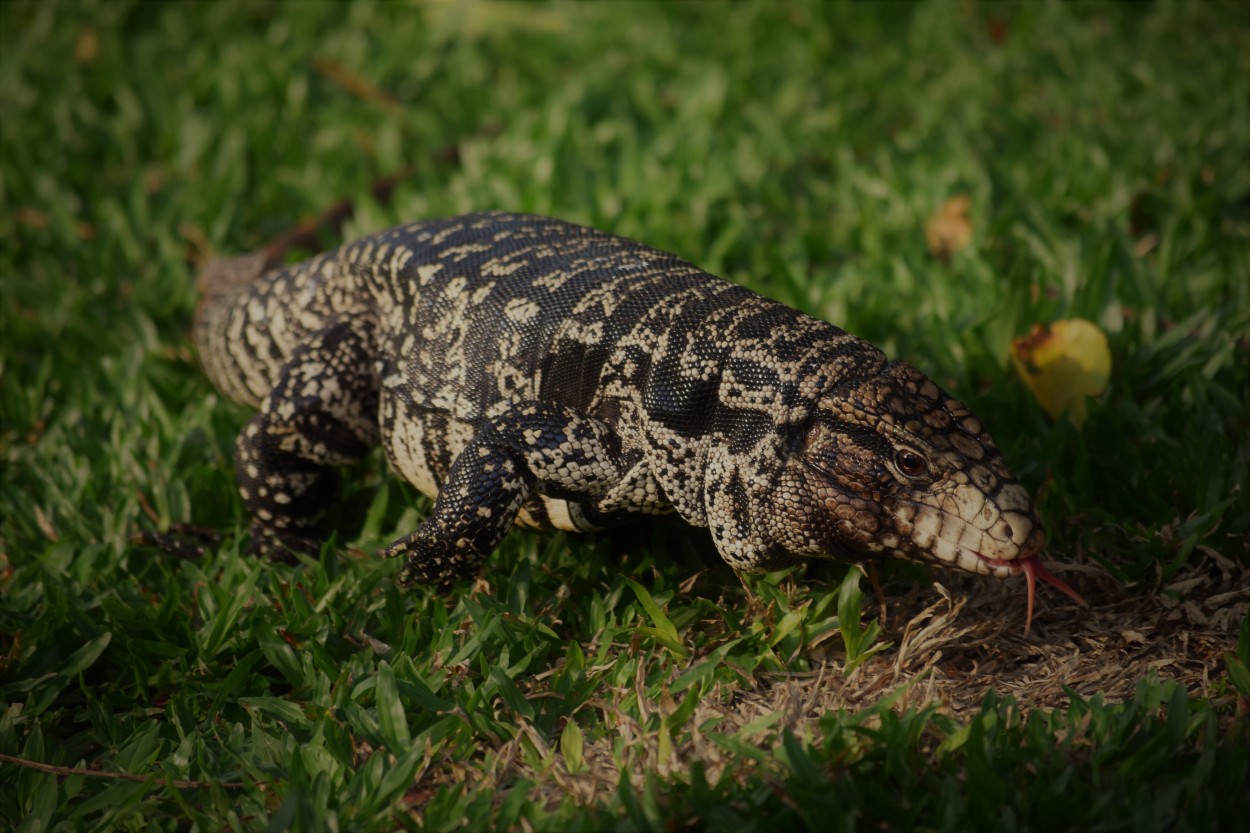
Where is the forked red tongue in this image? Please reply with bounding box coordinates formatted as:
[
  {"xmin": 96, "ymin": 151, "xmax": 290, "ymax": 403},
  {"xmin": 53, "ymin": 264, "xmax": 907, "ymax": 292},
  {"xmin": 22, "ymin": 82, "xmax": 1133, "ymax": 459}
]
[{"xmin": 1015, "ymin": 556, "xmax": 1088, "ymax": 634}]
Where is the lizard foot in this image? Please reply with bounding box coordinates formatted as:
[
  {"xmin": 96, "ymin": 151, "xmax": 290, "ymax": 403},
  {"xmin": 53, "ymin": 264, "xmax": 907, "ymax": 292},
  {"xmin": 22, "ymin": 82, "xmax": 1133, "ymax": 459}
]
[{"xmin": 381, "ymin": 531, "xmax": 483, "ymax": 591}]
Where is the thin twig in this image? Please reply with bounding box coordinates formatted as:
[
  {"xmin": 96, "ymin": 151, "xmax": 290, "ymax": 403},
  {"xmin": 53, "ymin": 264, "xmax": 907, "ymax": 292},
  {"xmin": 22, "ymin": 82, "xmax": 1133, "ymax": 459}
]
[
  {"xmin": 0, "ymin": 752, "xmax": 245, "ymax": 790},
  {"xmin": 313, "ymin": 58, "xmax": 403, "ymax": 113}
]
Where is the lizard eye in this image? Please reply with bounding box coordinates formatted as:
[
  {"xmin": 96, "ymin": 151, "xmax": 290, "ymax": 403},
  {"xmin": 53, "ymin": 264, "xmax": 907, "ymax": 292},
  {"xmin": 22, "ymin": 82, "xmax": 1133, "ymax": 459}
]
[{"xmin": 893, "ymin": 448, "xmax": 928, "ymax": 478}]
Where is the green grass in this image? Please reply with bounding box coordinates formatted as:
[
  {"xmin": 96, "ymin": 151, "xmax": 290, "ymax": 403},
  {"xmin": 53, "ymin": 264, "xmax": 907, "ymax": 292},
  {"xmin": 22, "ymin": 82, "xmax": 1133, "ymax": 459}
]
[{"xmin": 2, "ymin": 1, "xmax": 1248, "ymax": 830}]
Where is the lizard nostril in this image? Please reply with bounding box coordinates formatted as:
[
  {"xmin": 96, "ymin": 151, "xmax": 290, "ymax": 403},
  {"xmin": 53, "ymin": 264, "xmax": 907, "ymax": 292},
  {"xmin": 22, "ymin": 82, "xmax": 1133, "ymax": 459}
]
[{"xmin": 1003, "ymin": 525, "xmax": 1014, "ymax": 541}]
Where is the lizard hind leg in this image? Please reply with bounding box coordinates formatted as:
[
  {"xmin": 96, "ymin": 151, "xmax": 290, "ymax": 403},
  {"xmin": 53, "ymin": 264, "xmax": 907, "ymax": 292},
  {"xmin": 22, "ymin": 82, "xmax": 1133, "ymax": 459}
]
[{"xmin": 235, "ymin": 315, "xmax": 380, "ymax": 559}]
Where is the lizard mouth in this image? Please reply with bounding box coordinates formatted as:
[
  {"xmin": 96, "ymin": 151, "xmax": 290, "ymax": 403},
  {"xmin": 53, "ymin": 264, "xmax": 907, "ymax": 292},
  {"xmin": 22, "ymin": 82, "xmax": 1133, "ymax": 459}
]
[{"xmin": 977, "ymin": 553, "xmax": 1088, "ymax": 633}]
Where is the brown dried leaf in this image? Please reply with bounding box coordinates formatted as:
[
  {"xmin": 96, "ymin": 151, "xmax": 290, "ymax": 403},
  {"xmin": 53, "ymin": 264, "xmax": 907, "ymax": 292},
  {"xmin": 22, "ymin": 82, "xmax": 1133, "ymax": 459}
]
[
  {"xmin": 925, "ymin": 195, "xmax": 973, "ymax": 257},
  {"xmin": 76, "ymin": 29, "xmax": 98, "ymax": 63}
]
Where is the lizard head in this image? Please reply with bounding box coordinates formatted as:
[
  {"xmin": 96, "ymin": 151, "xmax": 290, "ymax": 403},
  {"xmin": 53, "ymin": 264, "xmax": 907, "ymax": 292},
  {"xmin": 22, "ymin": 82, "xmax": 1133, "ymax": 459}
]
[
  {"xmin": 770, "ymin": 360, "xmax": 1046, "ymax": 576},
  {"xmin": 765, "ymin": 360, "xmax": 1086, "ymax": 630}
]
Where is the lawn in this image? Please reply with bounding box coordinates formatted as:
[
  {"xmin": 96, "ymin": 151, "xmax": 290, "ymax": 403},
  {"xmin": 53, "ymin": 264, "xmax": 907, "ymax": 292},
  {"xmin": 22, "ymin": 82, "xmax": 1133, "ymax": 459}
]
[{"xmin": 1, "ymin": 1, "xmax": 1248, "ymax": 830}]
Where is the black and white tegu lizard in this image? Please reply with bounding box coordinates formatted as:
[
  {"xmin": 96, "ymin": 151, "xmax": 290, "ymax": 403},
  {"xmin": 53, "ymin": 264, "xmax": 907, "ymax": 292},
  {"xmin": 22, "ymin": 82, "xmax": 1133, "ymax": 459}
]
[{"xmin": 194, "ymin": 212, "xmax": 1083, "ymax": 626}]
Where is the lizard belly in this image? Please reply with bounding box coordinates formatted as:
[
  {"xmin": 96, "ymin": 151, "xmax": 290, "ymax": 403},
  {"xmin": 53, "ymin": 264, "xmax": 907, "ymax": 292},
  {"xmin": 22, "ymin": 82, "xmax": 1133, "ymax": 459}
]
[
  {"xmin": 515, "ymin": 496, "xmax": 601, "ymax": 532},
  {"xmin": 379, "ymin": 390, "xmax": 474, "ymax": 502}
]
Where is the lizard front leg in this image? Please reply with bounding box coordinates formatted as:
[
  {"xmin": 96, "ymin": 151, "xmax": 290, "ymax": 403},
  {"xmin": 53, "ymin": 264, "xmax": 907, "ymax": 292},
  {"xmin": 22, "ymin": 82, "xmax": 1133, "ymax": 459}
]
[
  {"xmin": 236, "ymin": 315, "xmax": 380, "ymax": 557},
  {"xmin": 382, "ymin": 402, "xmax": 624, "ymax": 589}
]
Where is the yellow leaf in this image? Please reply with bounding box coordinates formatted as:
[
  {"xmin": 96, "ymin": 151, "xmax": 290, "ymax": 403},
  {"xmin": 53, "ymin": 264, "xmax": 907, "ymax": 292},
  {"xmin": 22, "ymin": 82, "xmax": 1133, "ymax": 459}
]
[
  {"xmin": 925, "ymin": 195, "xmax": 973, "ymax": 257},
  {"xmin": 1011, "ymin": 319, "xmax": 1111, "ymax": 428}
]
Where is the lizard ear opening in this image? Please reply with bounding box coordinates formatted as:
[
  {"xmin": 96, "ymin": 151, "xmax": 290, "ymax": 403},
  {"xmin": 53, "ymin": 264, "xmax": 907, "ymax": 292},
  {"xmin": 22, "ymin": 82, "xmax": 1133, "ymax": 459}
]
[
  {"xmin": 796, "ymin": 419, "xmax": 838, "ymax": 476},
  {"xmin": 797, "ymin": 417, "xmax": 891, "ymax": 484}
]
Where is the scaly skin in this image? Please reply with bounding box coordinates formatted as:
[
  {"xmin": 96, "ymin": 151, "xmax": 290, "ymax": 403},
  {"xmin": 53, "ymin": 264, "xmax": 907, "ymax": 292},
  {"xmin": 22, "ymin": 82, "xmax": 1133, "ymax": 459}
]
[{"xmin": 195, "ymin": 212, "xmax": 1056, "ymax": 605}]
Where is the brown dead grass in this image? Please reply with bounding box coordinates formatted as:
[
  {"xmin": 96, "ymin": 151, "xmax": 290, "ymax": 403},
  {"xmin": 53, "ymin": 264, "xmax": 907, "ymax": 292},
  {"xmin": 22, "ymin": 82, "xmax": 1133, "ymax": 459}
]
[{"xmin": 830, "ymin": 548, "xmax": 1247, "ymax": 716}]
